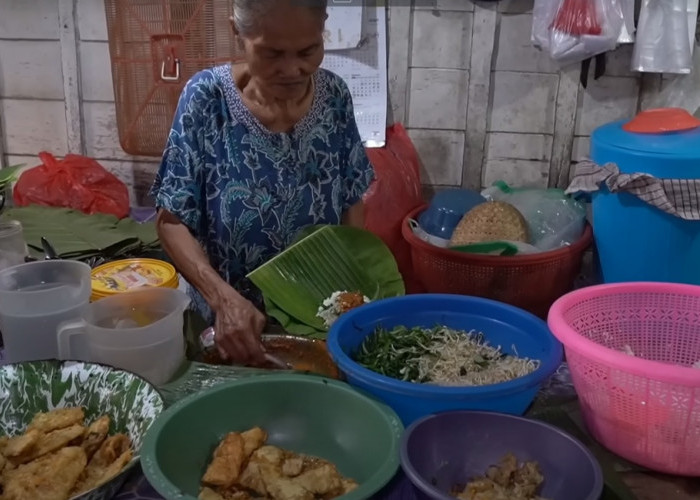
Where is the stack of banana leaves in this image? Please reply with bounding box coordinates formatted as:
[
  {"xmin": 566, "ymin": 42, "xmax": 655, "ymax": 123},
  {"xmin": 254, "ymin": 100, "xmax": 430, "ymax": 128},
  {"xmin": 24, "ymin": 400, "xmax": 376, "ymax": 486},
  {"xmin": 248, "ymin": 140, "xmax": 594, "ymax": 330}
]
[
  {"xmin": 0, "ymin": 205, "xmax": 162, "ymax": 268},
  {"xmin": 248, "ymin": 225, "xmax": 405, "ymax": 339}
]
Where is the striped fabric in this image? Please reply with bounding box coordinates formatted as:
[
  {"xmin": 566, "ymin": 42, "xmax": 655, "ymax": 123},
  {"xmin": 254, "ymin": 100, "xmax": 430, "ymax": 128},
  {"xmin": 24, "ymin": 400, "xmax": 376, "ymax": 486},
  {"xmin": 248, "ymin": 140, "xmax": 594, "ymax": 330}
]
[{"xmin": 566, "ymin": 160, "xmax": 700, "ymax": 220}]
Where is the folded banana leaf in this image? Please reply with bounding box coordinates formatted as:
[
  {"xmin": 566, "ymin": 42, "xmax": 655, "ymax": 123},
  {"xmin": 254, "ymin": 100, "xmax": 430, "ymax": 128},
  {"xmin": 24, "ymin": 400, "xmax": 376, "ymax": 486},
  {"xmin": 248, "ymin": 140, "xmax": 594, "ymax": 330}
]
[{"xmin": 250, "ymin": 225, "xmax": 405, "ymax": 337}]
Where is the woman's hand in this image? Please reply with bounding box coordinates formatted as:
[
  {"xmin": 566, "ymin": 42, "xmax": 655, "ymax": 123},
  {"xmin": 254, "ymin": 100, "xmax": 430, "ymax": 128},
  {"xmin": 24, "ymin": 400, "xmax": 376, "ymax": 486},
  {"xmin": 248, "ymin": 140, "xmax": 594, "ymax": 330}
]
[{"xmin": 212, "ymin": 285, "xmax": 267, "ymax": 365}]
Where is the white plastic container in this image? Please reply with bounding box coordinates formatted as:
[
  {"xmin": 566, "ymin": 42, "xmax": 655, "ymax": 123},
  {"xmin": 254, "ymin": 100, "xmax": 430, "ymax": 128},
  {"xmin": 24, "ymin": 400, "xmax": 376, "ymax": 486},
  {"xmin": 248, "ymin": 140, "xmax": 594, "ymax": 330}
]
[
  {"xmin": 57, "ymin": 287, "xmax": 189, "ymax": 385},
  {"xmin": 0, "ymin": 260, "xmax": 91, "ymax": 363}
]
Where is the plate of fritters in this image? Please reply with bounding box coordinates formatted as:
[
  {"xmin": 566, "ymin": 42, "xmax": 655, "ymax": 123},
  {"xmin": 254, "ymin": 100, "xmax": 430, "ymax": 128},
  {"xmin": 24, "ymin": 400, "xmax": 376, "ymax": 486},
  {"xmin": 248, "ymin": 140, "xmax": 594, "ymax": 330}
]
[{"xmin": 0, "ymin": 360, "xmax": 164, "ymax": 500}]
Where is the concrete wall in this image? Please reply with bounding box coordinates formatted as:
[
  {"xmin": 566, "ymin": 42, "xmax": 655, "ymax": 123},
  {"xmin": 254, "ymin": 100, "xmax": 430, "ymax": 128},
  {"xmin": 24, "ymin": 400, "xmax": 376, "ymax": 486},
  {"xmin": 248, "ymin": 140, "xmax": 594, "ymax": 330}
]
[{"xmin": 0, "ymin": 0, "xmax": 665, "ymax": 206}]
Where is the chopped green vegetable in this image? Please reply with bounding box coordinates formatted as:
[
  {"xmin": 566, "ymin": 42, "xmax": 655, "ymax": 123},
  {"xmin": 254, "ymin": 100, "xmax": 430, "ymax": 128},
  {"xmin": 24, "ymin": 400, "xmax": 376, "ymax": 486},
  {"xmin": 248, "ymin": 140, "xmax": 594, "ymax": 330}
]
[{"xmin": 354, "ymin": 325, "xmax": 539, "ymax": 386}]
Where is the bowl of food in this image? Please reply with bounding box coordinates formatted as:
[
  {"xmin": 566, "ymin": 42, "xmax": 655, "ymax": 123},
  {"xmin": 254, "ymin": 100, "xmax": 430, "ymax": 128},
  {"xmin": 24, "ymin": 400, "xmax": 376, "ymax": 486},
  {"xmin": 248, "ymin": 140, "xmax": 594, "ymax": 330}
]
[
  {"xmin": 199, "ymin": 332, "xmax": 341, "ymax": 379},
  {"xmin": 326, "ymin": 294, "xmax": 563, "ymax": 425},
  {"xmin": 141, "ymin": 373, "xmax": 403, "ymax": 500},
  {"xmin": 0, "ymin": 359, "xmax": 164, "ymax": 500},
  {"xmin": 400, "ymin": 411, "xmax": 603, "ymax": 500}
]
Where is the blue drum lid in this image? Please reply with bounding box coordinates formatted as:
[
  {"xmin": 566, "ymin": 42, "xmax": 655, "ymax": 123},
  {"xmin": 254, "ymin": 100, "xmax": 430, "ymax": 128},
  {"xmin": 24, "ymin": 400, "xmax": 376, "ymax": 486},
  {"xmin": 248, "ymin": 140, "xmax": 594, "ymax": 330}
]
[{"xmin": 592, "ymin": 108, "xmax": 700, "ymax": 158}]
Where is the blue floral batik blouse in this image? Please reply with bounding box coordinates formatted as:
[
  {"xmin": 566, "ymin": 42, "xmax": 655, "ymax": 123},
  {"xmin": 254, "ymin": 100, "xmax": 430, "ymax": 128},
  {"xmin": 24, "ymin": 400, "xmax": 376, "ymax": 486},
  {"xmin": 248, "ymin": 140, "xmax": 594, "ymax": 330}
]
[{"xmin": 150, "ymin": 65, "xmax": 375, "ymax": 323}]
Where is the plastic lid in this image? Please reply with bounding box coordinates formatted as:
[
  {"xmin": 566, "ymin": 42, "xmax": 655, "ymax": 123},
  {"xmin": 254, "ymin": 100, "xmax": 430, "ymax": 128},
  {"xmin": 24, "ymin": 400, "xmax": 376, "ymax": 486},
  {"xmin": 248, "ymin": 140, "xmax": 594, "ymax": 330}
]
[
  {"xmin": 593, "ymin": 108, "xmax": 700, "ymax": 156},
  {"xmin": 91, "ymin": 258, "xmax": 178, "ymax": 296}
]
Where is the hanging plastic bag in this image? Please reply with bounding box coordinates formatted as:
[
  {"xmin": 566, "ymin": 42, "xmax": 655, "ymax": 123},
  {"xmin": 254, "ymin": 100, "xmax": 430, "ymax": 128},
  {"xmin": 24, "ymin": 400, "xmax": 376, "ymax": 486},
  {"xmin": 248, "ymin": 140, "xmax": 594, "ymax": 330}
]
[
  {"xmin": 532, "ymin": 0, "xmax": 624, "ymax": 66},
  {"xmin": 364, "ymin": 124, "xmax": 424, "ymax": 292},
  {"xmin": 617, "ymin": 0, "xmax": 636, "ymax": 43},
  {"xmin": 13, "ymin": 152, "xmax": 130, "ymax": 219},
  {"xmin": 632, "ymin": 0, "xmax": 696, "ymax": 74},
  {"xmin": 481, "ymin": 181, "xmax": 587, "ymax": 252},
  {"xmin": 646, "ymin": 43, "xmax": 700, "ymax": 115}
]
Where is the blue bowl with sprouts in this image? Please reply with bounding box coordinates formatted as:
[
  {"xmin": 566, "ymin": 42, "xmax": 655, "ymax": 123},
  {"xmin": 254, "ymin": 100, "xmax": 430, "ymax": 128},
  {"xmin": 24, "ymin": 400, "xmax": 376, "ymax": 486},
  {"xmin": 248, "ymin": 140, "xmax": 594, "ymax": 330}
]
[{"xmin": 326, "ymin": 294, "xmax": 563, "ymax": 426}]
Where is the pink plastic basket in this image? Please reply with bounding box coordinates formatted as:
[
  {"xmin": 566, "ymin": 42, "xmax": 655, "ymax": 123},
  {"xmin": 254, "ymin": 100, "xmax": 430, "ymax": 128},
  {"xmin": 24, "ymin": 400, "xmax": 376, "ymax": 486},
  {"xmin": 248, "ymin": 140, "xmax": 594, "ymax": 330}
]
[{"xmin": 548, "ymin": 282, "xmax": 700, "ymax": 476}]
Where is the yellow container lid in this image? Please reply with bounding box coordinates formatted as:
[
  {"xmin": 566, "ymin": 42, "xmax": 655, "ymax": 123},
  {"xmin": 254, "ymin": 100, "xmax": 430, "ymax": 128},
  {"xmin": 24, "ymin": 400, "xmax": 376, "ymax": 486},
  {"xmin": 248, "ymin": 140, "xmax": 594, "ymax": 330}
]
[{"xmin": 91, "ymin": 258, "xmax": 178, "ymax": 298}]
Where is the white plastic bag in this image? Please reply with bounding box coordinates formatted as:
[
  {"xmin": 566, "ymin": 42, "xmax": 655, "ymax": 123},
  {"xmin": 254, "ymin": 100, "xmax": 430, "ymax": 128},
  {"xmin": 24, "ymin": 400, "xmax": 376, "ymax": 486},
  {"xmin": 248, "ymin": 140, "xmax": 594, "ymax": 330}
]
[
  {"xmin": 632, "ymin": 0, "xmax": 695, "ymax": 74},
  {"xmin": 481, "ymin": 182, "xmax": 587, "ymax": 252},
  {"xmin": 532, "ymin": 0, "xmax": 625, "ymax": 66},
  {"xmin": 646, "ymin": 43, "xmax": 700, "ymax": 116}
]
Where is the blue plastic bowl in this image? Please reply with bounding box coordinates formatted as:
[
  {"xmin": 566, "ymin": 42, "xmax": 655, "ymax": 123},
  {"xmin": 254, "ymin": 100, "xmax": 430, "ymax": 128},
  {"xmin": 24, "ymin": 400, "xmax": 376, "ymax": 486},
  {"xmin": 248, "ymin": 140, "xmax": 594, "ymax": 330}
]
[
  {"xmin": 326, "ymin": 294, "xmax": 563, "ymax": 426},
  {"xmin": 400, "ymin": 411, "xmax": 603, "ymax": 500},
  {"xmin": 417, "ymin": 189, "xmax": 486, "ymax": 240}
]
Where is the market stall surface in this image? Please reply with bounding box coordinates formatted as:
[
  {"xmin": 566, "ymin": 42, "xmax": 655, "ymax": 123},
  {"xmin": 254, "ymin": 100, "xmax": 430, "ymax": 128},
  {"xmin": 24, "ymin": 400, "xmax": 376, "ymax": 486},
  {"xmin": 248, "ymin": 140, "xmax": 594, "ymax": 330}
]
[{"xmin": 84, "ymin": 360, "xmax": 700, "ymax": 500}]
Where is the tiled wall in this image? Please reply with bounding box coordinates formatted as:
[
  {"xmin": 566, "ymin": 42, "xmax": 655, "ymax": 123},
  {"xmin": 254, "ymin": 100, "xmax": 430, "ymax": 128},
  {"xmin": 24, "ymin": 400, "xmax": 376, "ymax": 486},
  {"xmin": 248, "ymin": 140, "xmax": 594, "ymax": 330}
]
[
  {"xmin": 0, "ymin": 0, "xmax": 664, "ymax": 206},
  {"xmin": 388, "ymin": 0, "xmax": 660, "ymax": 192},
  {"xmin": 0, "ymin": 0, "xmax": 161, "ymax": 205}
]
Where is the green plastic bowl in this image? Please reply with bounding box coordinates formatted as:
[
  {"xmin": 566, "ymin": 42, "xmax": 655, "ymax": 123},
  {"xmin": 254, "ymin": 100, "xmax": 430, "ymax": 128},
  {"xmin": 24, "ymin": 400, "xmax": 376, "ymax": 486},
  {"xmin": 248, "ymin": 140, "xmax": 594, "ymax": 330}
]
[{"xmin": 141, "ymin": 373, "xmax": 403, "ymax": 500}]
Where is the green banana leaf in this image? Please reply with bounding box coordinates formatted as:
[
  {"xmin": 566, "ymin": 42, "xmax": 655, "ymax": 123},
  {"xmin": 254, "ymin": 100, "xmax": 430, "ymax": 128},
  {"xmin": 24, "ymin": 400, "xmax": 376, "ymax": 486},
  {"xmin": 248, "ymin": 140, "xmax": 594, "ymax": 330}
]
[
  {"xmin": 1, "ymin": 205, "xmax": 159, "ymax": 259},
  {"xmin": 0, "ymin": 165, "xmax": 23, "ymax": 188},
  {"xmin": 251, "ymin": 225, "xmax": 405, "ymax": 338}
]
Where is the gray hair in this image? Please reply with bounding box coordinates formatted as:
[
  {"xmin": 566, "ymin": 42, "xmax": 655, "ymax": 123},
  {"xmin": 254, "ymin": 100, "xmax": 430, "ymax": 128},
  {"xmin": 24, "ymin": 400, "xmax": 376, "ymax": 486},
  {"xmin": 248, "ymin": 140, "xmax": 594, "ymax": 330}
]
[{"xmin": 232, "ymin": 0, "xmax": 328, "ymax": 37}]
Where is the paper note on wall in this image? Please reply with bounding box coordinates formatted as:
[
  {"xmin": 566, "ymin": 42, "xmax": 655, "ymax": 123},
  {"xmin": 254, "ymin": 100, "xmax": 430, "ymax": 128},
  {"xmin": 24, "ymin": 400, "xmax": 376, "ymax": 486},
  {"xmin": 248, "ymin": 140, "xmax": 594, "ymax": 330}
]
[
  {"xmin": 324, "ymin": 5, "xmax": 363, "ymax": 50},
  {"xmin": 321, "ymin": 3, "xmax": 388, "ymax": 147}
]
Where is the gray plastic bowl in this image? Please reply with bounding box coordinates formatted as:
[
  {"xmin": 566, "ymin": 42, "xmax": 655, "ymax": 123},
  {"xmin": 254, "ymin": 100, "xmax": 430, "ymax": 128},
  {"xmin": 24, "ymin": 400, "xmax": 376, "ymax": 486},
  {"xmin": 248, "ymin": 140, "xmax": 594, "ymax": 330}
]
[{"xmin": 400, "ymin": 411, "xmax": 603, "ymax": 500}]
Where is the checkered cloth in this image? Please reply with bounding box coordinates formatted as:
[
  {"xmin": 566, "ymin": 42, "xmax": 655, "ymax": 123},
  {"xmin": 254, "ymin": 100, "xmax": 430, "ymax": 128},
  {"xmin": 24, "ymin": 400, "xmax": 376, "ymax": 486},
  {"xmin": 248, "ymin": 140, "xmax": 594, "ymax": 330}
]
[{"xmin": 566, "ymin": 160, "xmax": 700, "ymax": 220}]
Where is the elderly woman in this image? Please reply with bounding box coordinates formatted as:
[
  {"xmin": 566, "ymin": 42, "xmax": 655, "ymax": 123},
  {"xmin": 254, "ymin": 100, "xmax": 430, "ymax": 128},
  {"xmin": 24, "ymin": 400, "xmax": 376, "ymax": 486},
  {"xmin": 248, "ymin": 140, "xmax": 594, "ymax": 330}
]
[{"xmin": 151, "ymin": 0, "xmax": 374, "ymax": 364}]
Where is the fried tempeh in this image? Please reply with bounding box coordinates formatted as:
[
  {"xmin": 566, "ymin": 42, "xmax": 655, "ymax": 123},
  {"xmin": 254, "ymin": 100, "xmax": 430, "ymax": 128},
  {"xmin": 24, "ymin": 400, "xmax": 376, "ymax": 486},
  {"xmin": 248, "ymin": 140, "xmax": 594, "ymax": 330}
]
[
  {"xmin": 71, "ymin": 448, "xmax": 132, "ymax": 495},
  {"xmin": 240, "ymin": 427, "xmax": 267, "ymax": 457},
  {"xmin": 81, "ymin": 415, "xmax": 110, "ymax": 460},
  {"xmin": 2, "ymin": 446, "xmax": 87, "ymax": 500},
  {"xmin": 202, "ymin": 432, "xmax": 247, "ymax": 488},
  {"xmin": 14, "ymin": 424, "xmax": 85, "ymax": 465},
  {"xmin": 199, "ymin": 486, "xmax": 227, "ymax": 500},
  {"xmin": 26, "ymin": 408, "xmax": 84, "ymax": 434},
  {"xmin": 293, "ymin": 464, "xmax": 343, "ymax": 496},
  {"xmin": 3, "ymin": 429, "xmax": 41, "ymax": 461},
  {"xmin": 70, "ymin": 433, "xmax": 132, "ymax": 495}
]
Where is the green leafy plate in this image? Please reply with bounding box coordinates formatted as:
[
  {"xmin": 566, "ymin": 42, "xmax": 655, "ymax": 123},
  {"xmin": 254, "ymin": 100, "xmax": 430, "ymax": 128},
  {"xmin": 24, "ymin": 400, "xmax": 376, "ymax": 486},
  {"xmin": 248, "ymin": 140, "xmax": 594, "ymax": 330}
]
[
  {"xmin": 250, "ymin": 226, "xmax": 405, "ymax": 338},
  {"xmin": 0, "ymin": 360, "xmax": 164, "ymax": 500}
]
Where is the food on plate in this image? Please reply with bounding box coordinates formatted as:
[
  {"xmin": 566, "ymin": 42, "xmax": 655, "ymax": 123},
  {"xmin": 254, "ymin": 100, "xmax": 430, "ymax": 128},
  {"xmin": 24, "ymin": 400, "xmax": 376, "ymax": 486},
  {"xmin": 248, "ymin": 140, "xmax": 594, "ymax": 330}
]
[
  {"xmin": 200, "ymin": 426, "xmax": 358, "ymax": 500},
  {"xmin": 0, "ymin": 407, "xmax": 133, "ymax": 500},
  {"xmin": 316, "ymin": 290, "xmax": 370, "ymax": 328},
  {"xmin": 355, "ymin": 325, "xmax": 540, "ymax": 385},
  {"xmin": 453, "ymin": 453, "xmax": 548, "ymax": 500}
]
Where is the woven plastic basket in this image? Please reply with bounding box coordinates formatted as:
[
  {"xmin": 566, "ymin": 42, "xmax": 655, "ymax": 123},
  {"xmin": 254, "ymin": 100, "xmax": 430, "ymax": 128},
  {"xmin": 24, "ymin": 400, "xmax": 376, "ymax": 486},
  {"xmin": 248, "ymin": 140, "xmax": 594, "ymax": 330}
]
[
  {"xmin": 548, "ymin": 282, "xmax": 700, "ymax": 476},
  {"xmin": 402, "ymin": 206, "xmax": 592, "ymax": 318}
]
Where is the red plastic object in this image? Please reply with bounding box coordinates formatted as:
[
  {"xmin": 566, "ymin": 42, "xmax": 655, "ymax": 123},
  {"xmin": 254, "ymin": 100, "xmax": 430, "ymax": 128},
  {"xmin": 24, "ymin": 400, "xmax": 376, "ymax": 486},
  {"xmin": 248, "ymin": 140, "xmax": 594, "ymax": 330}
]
[
  {"xmin": 551, "ymin": 0, "xmax": 602, "ymax": 36},
  {"xmin": 402, "ymin": 206, "xmax": 593, "ymax": 319},
  {"xmin": 622, "ymin": 108, "xmax": 700, "ymax": 134},
  {"xmin": 104, "ymin": 1, "xmax": 238, "ymax": 156},
  {"xmin": 13, "ymin": 152, "xmax": 130, "ymax": 219},
  {"xmin": 364, "ymin": 124, "xmax": 425, "ymax": 293}
]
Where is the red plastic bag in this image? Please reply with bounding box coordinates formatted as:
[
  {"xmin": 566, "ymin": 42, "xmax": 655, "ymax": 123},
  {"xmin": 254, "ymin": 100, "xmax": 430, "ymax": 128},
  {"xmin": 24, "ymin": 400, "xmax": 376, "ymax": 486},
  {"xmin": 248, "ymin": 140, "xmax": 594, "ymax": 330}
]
[
  {"xmin": 364, "ymin": 124, "xmax": 425, "ymax": 293},
  {"xmin": 13, "ymin": 152, "xmax": 130, "ymax": 219}
]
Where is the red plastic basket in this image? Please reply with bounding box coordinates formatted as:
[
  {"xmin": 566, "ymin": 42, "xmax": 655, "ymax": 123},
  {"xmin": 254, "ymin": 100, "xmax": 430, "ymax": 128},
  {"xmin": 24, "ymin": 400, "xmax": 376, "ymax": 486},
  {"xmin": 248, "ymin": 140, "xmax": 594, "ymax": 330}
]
[{"xmin": 402, "ymin": 206, "xmax": 593, "ymax": 318}]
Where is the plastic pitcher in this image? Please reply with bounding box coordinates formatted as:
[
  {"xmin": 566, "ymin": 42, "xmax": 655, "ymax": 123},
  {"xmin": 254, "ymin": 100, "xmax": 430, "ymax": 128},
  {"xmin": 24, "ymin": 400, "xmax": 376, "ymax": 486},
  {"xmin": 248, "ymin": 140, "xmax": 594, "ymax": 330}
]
[
  {"xmin": 57, "ymin": 287, "xmax": 189, "ymax": 385},
  {"xmin": 0, "ymin": 260, "xmax": 91, "ymax": 363}
]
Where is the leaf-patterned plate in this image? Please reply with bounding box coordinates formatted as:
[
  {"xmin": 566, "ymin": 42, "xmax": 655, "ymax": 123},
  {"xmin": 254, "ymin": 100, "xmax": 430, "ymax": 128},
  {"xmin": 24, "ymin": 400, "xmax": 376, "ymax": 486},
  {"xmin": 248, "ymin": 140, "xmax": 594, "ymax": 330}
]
[{"xmin": 0, "ymin": 359, "xmax": 164, "ymax": 500}]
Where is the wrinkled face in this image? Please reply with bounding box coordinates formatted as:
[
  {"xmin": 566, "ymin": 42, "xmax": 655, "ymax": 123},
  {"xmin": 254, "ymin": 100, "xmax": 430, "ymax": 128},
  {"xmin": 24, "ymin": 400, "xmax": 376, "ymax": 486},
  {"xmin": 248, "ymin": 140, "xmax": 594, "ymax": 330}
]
[{"xmin": 234, "ymin": 4, "xmax": 326, "ymax": 100}]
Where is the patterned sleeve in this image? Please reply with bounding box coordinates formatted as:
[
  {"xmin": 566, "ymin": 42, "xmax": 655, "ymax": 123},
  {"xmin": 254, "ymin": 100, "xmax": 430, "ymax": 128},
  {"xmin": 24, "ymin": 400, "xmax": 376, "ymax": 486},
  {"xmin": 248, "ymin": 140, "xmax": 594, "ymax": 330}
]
[
  {"xmin": 150, "ymin": 73, "xmax": 210, "ymax": 234},
  {"xmin": 338, "ymin": 79, "xmax": 375, "ymax": 211}
]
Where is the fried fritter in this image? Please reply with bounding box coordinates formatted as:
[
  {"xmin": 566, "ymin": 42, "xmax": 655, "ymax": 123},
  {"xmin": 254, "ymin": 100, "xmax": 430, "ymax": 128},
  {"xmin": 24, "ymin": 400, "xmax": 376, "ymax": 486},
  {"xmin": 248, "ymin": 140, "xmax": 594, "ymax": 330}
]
[
  {"xmin": 81, "ymin": 416, "xmax": 110, "ymax": 460},
  {"xmin": 201, "ymin": 429, "xmax": 358, "ymax": 500},
  {"xmin": 71, "ymin": 434, "xmax": 133, "ymax": 495},
  {"xmin": 202, "ymin": 433, "xmax": 247, "ymax": 488},
  {"xmin": 2, "ymin": 446, "xmax": 87, "ymax": 500},
  {"xmin": 27, "ymin": 408, "xmax": 84, "ymax": 434}
]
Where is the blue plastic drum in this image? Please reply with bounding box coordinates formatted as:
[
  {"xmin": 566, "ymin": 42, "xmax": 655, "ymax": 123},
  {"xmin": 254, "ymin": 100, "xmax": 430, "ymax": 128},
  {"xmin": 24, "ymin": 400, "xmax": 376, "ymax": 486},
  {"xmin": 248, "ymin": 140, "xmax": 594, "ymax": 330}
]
[{"xmin": 590, "ymin": 109, "xmax": 700, "ymax": 284}]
